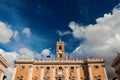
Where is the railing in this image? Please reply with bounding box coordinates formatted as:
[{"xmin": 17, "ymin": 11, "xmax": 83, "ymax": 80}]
[
  {"xmin": 86, "ymin": 57, "xmax": 104, "ymax": 62},
  {"xmin": 16, "ymin": 58, "xmax": 34, "ymax": 62},
  {"xmin": 15, "ymin": 57, "xmax": 104, "ymax": 64}
]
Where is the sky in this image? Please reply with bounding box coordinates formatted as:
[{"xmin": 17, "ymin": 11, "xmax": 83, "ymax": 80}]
[{"xmin": 0, "ymin": 0, "xmax": 120, "ymax": 80}]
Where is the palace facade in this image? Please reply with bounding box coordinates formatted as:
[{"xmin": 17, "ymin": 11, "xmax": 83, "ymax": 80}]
[
  {"xmin": 13, "ymin": 39, "xmax": 108, "ymax": 80},
  {"xmin": 112, "ymin": 53, "xmax": 120, "ymax": 80},
  {"xmin": 0, "ymin": 54, "xmax": 8, "ymax": 80}
]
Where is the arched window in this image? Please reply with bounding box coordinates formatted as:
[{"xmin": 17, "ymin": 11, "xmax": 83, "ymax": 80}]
[
  {"xmin": 18, "ymin": 76, "xmax": 23, "ymax": 80},
  {"xmin": 33, "ymin": 77, "xmax": 38, "ymax": 80},
  {"xmin": 35, "ymin": 66, "xmax": 39, "ymax": 70},
  {"xmin": 21, "ymin": 65, "xmax": 25, "ymax": 70},
  {"xmin": 59, "ymin": 46, "xmax": 62, "ymax": 50},
  {"xmin": 96, "ymin": 75, "xmax": 101, "ymax": 80}
]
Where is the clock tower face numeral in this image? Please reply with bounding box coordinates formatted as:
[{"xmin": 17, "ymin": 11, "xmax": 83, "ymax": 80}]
[{"xmin": 56, "ymin": 39, "xmax": 64, "ymax": 60}]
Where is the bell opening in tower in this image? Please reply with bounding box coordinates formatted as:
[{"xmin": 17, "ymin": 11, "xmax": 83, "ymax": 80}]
[
  {"xmin": 56, "ymin": 38, "xmax": 65, "ymax": 61},
  {"xmin": 59, "ymin": 46, "xmax": 62, "ymax": 50},
  {"xmin": 59, "ymin": 54, "xmax": 62, "ymax": 58}
]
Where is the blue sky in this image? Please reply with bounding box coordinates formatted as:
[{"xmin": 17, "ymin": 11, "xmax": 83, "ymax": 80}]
[
  {"xmin": 0, "ymin": 0, "xmax": 120, "ymax": 79},
  {"xmin": 0, "ymin": 0, "xmax": 119, "ymax": 53}
]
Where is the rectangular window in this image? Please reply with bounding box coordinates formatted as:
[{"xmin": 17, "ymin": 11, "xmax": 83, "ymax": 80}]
[
  {"xmin": 96, "ymin": 75, "xmax": 101, "ymax": 80},
  {"xmin": 18, "ymin": 76, "xmax": 23, "ymax": 80},
  {"xmin": 71, "ymin": 67, "xmax": 74, "ymax": 70},
  {"xmin": 97, "ymin": 77, "xmax": 101, "ymax": 80},
  {"xmin": 35, "ymin": 66, "xmax": 39, "ymax": 70},
  {"xmin": 34, "ymin": 77, "xmax": 38, "ymax": 80},
  {"xmin": 82, "ymin": 66, "xmax": 85, "ymax": 70},
  {"xmin": 59, "ymin": 54, "xmax": 62, "ymax": 57},
  {"xmin": 21, "ymin": 66, "xmax": 25, "ymax": 70},
  {"xmin": 47, "ymin": 67, "xmax": 50, "ymax": 70},
  {"xmin": 59, "ymin": 67, "xmax": 62, "ymax": 70},
  {"xmin": 94, "ymin": 65, "xmax": 99, "ymax": 69},
  {"xmin": 59, "ymin": 46, "xmax": 62, "ymax": 50}
]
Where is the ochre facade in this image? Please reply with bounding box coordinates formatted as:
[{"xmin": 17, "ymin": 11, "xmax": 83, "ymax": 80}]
[
  {"xmin": 13, "ymin": 39, "xmax": 108, "ymax": 80},
  {"xmin": 112, "ymin": 53, "xmax": 120, "ymax": 80},
  {"xmin": 0, "ymin": 54, "xmax": 8, "ymax": 80}
]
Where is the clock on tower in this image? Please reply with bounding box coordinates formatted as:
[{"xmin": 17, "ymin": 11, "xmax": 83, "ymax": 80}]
[{"xmin": 56, "ymin": 38, "xmax": 64, "ymax": 61}]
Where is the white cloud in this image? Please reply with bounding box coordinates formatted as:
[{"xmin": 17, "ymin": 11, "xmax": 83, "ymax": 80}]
[
  {"xmin": 40, "ymin": 48, "xmax": 55, "ymax": 60},
  {"xmin": 18, "ymin": 48, "xmax": 35, "ymax": 58},
  {"xmin": 0, "ymin": 48, "xmax": 35, "ymax": 80},
  {"xmin": 0, "ymin": 49, "xmax": 18, "ymax": 80},
  {"xmin": 22, "ymin": 28, "xmax": 31, "ymax": 37},
  {"xmin": 0, "ymin": 21, "xmax": 13, "ymax": 44},
  {"xmin": 57, "ymin": 30, "xmax": 71, "ymax": 36},
  {"xmin": 0, "ymin": 47, "xmax": 52, "ymax": 80},
  {"xmin": 18, "ymin": 47, "xmax": 42, "ymax": 59},
  {"xmin": 69, "ymin": 7, "xmax": 120, "ymax": 79},
  {"xmin": 41, "ymin": 48, "xmax": 51, "ymax": 56},
  {"xmin": 13, "ymin": 31, "xmax": 19, "ymax": 41}
]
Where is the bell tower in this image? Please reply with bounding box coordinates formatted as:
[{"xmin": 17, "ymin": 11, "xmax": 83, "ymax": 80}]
[{"xmin": 56, "ymin": 38, "xmax": 64, "ymax": 61}]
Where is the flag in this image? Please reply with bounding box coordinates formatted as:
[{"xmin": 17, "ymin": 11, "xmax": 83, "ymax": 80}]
[
  {"xmin": 66, "ymin": 55, "xmax": 70, "ymax": 59},
  {"xmin": 46, "ymin": 55, "xmax": 51, "ymax": 58}
]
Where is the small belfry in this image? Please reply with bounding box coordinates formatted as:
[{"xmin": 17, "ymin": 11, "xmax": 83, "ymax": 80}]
[{"xmin": 56, "ymin": 38, "xmax": 64, "ymax": 60}]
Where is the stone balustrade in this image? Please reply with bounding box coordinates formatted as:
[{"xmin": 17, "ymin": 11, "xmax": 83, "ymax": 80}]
[
  {"xmin": 86, "ymin": 57, "xmax": 104, "ymax": 62},
  {"xmin": 15, "ymin": 57, "xmax": 104, "ymax": 64}
]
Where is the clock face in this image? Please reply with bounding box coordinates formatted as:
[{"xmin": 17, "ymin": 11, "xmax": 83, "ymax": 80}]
[{"xmin": 58, "ymin": 50, "xmax": 62, "ymax": 53}]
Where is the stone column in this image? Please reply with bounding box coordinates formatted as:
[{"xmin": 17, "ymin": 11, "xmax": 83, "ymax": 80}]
[
  {"xmin": 52, "ymin": 66, "xmax": 55, "ymax": 80},
  {"xmin": 102, "ymin": 65, "xmax": 108, "ymax": 80},
  {"xmin": 88, "ymin": 65, "xmax": 93, "ymax": 80},
  {"xmin": 27, "ymin": 65, "xmax": 33, "ymax": 80},
  {"xmin": 40, "ymin": 66, "xmax": 44, "ymax": 80},
  {"xmin": 65, "ymin": 66, "xmax": 69, "ymax": 80},
  {"xmin": 76, "ymin": 66, "xmax": 81, "ymax": 80},
  {"xmin": 0, "ymin": 72, "xmax": 4, "ymax": 80},
  {"xmin": 12, "ymin": 65, "xmax": 17, "ymax": 80}
]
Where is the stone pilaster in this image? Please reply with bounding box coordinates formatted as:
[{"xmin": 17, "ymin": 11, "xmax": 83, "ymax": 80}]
[
  {"xmin": 76, "ymin": 66, "xmax": 81, "ymax": 80},
  {"xmin": 88, "ymin": 65, "xmax": 93, "ymax": 80},
  {"xmin": 27, "ymin": 65, "xmax": 33, "ymax": 80},
  {"xmin": 65, "ymin": 66, "xmax": 69, "ymax": 80},
  {"xmin": 40, "ymin": 66, "xmax": 44, "ymax": 80},
  {"xmin": 52, "ymin": 66, "xmax": 55, "ymax": 80}
]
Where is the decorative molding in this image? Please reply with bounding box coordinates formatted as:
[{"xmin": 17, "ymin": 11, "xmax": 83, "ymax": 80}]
[
  {"xmin": 101, "ymin": 64, "xmax": 105, "ymax": 67},
  {"xmin": 51, "ymin": 66, "xmax": 55, "ymax": 69},
  {"xmin": 76, "ymin": 66, "xmax": 79, "ymax": 68},
  {"xmin": 29, "ymin": 65, "xmax": 32, "ymax": 68},
  {"xmin": 64, "ymin": 66, "xmax": 68, "ymax": 68},
  {"xmin": 40, "ymin": 66, "xmax": 44, "ymax": 68}
]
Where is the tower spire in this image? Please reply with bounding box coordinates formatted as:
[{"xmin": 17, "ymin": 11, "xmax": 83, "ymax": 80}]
[{"xmin": 59, "ymin": 37, "xmax": 62, "ymax": 42}]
